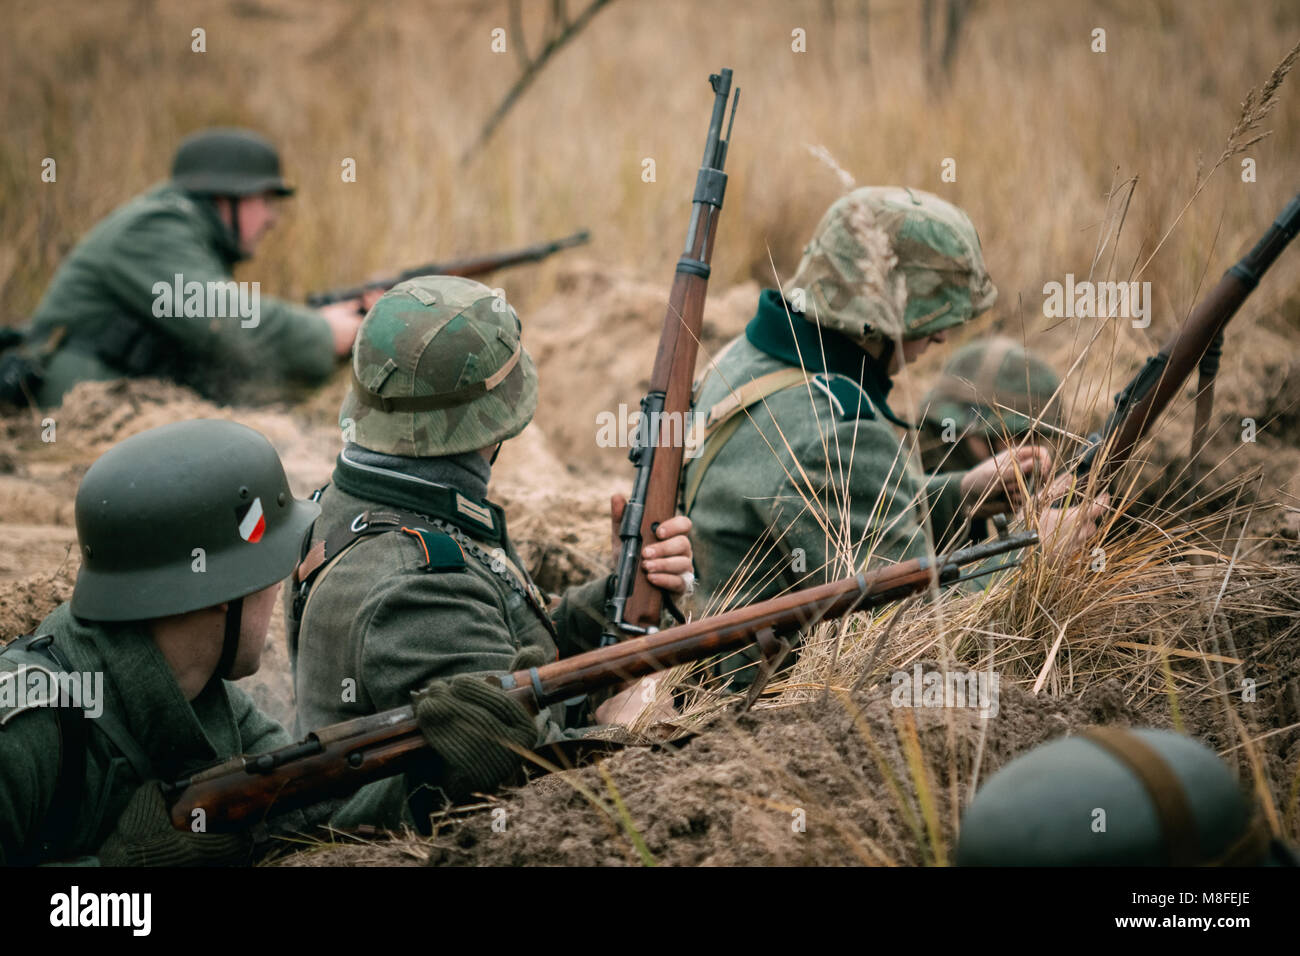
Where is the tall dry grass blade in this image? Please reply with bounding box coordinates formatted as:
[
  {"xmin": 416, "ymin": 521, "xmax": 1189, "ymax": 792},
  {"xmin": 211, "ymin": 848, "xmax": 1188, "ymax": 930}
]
[{"xmin": 894, "ymin": 707, "xmax": 947, "ymax": 867}]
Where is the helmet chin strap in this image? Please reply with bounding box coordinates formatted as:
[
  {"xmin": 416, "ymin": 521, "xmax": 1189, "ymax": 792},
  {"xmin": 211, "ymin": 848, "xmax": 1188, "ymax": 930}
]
[
  {"xmin": 213, "ymin": 195, "xmax": 247, "ymax": 261},
  {"xmin": 229, "ymin": 196, "xmax": 245, "ymax": 259},
  {"xmin": 212, "ymin": 596, "xmax": 243, "ymax": 685}
]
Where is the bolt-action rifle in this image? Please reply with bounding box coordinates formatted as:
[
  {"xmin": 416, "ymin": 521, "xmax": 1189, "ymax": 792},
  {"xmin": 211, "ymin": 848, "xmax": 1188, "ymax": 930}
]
[
  {"xmin": 305, "ymin": 229, "xmax": 591, "ymax": 307},
  {"xmin": 607, "ymin": 67, "xmax": 740, "ymax": 643},
  {"xmin": 164, "ymin": 531, "xmax": 1036, "ymax": 832},
  {"xmin": 1074, "ymin": 192, "xmax": 1300, "ymax": 484}
]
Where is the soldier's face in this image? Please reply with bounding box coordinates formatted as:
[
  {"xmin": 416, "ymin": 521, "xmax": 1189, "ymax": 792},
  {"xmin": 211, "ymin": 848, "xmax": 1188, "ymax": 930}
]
[
  {"xmin": 227, "ymin": 582, "xmax": 281, "ymax": 679},
  {"xmin": 232, "ymin": 193, "xmax": 282, "ymax": 255},
  {"xmin": 893, "ymin": 330, "xmax": 948, "ymax": 373}
]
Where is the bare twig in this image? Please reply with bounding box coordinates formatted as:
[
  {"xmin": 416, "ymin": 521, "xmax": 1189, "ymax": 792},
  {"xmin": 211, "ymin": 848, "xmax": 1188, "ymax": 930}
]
[{"xmin": 462, "ymin": 0, "xmax": 617, "ymax": 164}]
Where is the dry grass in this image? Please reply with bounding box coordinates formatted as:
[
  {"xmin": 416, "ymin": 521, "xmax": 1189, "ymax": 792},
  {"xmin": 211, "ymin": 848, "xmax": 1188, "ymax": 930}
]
[
  {"xmin": 4, "ymin": 0, "xmax": 1299, "ymax": 329},
  {"xmin": 5, "ymin": 0, "xmax": 1300, "ymax": 864}
]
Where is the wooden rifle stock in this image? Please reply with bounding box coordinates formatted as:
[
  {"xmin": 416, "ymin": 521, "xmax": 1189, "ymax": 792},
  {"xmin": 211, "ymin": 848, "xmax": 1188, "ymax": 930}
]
[
  {"xmin": 609, "ymin": 68, "xmax": 741, "ymax": 638},
  {"xmin": 1075, "ymin": 192, "xmax": 1300, "ymax": 484},
  {"xmin": 166, "ymin": 532, "xmax": 1036, "ymax": 832},
  {"xmin": 304, "ymin": 229, "xmax": 591, "ymax": 307}
]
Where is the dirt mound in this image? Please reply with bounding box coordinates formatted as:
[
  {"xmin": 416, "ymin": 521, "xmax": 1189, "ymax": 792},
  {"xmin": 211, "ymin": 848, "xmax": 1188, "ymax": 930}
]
[
  {"xmin": 0, "ymin": 565, "xmax": 76, "ymax": 643},
  {"xmin": 293, "ymin": 677, "xmax": 1157, "ymax": 867},
  {"xmin": 3, "ymin": 275, "xmax": 1299, "ymax": 868}
]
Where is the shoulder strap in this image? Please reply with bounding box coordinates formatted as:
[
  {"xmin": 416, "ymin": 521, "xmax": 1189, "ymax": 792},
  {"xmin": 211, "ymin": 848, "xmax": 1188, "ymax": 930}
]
[
  {"xmin": 1, "ymin": 634, "xmax": 150, "ymax": 861},
  {"xmin": 683, "ymin": 367, "xmax": 812, "ymax": 514},
  {"xmin": 289, "ymin": 501, "xmax": 462, "ymax": 660},
  {"xmin": 691, "ymin": 335, "xmax": 746, "ymax": 403},
  {"xmin": 292, "ymin": 502, "xmax": 556, "ymax": 644},
  {"xmin": 3, "ymin": 635, "xmax": 152, "ymax": 776}
]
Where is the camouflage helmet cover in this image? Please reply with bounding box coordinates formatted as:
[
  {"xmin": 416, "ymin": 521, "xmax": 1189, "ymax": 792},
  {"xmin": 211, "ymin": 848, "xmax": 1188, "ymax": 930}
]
[
  {"xmin": 171, "ymin": 127, "xmax": 295, "ymax": 198},
  {"xmin": 341, "ymin": 275, "xmax": 539, "ymax": 457},
  {"xmin": 955, "ymin": 727, "xmax": 1280, "ymax": 867},
  {"xmin": 71, "ymin": 419, "xmax": 319, "ymax": 622},
  {"xmin": 922, "ymin": 336, "xmax": 1062, "ymax": 438},
  {"xmin": 783, "ymin": 186, "xmax": 997, "ymax": 343}
]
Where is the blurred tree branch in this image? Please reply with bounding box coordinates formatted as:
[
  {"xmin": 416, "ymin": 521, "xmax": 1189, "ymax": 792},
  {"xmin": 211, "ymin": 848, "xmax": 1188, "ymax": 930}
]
[
  {"xmin": 921, "ymin": 0, "xmax": 973, "ymax": 92},
  {"xmin": 462, "ymin": 0, "xmax": 617, "ymax": 164}
]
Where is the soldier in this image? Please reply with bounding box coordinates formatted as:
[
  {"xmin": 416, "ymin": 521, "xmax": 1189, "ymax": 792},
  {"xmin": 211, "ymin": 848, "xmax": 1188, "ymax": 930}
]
[
  {"xmin": 288, "ymin": 275, "xmax": 696, "ymax": 750},
  {"xmin": 681, "ymin": 188, "xmax": 1105, "ymax": 682},
  {"xmin": 918, "ymin": 336, "xmax": 1063, "ymax": 475},
  {"xmin": 10, "ymin": 127, "xmax": 364, "ymax": 407},
  {"xmin": 0, "ymin": 419, "xmax": 542, "ymax": 864},
  {"xmin": 956, "ymin": 727, "xmax": 1298, "ymax": 866}
]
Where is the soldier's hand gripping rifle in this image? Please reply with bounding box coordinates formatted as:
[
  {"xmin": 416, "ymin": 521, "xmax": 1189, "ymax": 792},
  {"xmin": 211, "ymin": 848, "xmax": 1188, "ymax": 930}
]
[
  {"xmin": 164, "ymin": 531, "xmax": 1036, "ymax": 833},
  {"xmin": 1073, "ymin": 192, "xmax": 1300, "ymax": 485},
  {"xmin": 608, "ymin": 68, "xmax": 740, "ymax": 643},
  {"xmin": 305, "ymin": 229, "xmax": 592, "ymax": 307}
]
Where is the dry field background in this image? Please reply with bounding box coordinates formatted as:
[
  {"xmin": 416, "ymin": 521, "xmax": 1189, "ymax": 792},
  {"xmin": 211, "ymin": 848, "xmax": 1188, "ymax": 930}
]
[{"xmin": 2, "ymin": 0, "xmax": 1300, "ymax": 865}]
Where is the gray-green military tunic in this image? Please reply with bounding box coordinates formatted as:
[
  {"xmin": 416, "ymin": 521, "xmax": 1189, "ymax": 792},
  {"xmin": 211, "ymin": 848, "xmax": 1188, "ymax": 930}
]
[
  {"xmin": 289, "ymin": 446, "xmax": 615, "ymax": 742},
  {"xmin": 684, "ymin": 289, "xmax": 970, "ymax": 616},
  {"xmin": 0, "ymin": 603, "xmax": 292, "ymax": 865},
  {"xmin": 0, "ymin": 602, "xmax": 433, "ymax": 863},
  {"xmin": 25, "ymin": 183, "xmax": 335, "ymax": 406}
]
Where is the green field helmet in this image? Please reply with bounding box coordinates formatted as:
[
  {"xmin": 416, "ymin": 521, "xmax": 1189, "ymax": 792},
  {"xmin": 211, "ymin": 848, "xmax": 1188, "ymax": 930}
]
[
  {"xmin": 956, "ymin": 727, "xmax": 1289, "ymax": 866},
  {"xmin": 171, "ymin": 127, "xmax": 295, "ymax": 197},
  {"xmin": 340, "ymin": 275, "xmax": 539, "ymax": 457},
  {"xmin": 783, "ymin": 186, "xmax": 997, "ymax": 343},
  {"xmin": 71, "ymin": 419, "xmax": 319, "ymax": 622},
  {"xmin": 922, "ymin": 336, "xmax": 1062, "ymax": 439}
]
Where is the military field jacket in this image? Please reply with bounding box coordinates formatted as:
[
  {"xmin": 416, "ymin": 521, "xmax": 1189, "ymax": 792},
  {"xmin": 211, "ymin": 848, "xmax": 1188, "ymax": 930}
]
[
  {"xmin": 27, "ymin": 183, "xmax": 334, "ymax": 405},
  {"xmin": 684, "ymin": 289, "xmax": 970, "ymax": 613},
  {"xmin": 0, "ymin": 603, "xmax": 292, "ymax": 865},
  {"xmin": 290, "ymin": 451, "xmax": 614, "ymax": 740}
]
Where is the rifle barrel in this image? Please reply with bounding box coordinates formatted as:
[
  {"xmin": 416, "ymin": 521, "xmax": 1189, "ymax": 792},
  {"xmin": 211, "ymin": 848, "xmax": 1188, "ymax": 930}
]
[
  {"xmin": 513, "ymin": 530, "xmax": 1037, "ymax": 707},
  {"xmin": 166, "ymin": 532, "xmax": 1035, "ymax": 832},
  {"xmin": 611, "ymin": 67, "xmax": 740, "ymax": 635},
  {"xmin": 1077, "ymin": 192, "xmax": 1300, "ymax": 482},
  {"xmin": 305, "ymin": 230, "xmax": 591, "ymax": 307}
]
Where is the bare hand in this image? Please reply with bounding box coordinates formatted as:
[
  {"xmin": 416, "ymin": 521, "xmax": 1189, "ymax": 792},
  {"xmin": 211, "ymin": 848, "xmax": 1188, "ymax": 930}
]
[
  {"xmin": 1035, "ymin": 492, "xmax": 1110, "ymax": 554},
  {"xmin": 960, "ymin": 445, "xmax": 1052, "ymax": 519},
  {"xmin": 319, "ymin": 301, "xmax": 364, "ymax": 357},
  {"xmin": 593, "ymin": 675, "xmax": 678, "ymax": 727},
  {"xmin": 610, "ymin": 493, "xmax": 695, "ymax": 595},
  {"xmin": 360, "ymin": 287, "xmax": 386, "ymax": 312}
]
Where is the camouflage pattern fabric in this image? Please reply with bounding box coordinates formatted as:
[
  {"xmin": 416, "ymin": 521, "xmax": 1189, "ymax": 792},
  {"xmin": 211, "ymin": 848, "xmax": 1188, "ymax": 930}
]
[
  {"xmin": 918, "ymin": 337, "xmax": 1062, "ymax": 473},
  {"xmin": 782, "ymin": 186, "xmax": 997, "ymax": 344},
  {"xmin": 341, "ymin": 275, "xmax": 539, "ymax": 457}
]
